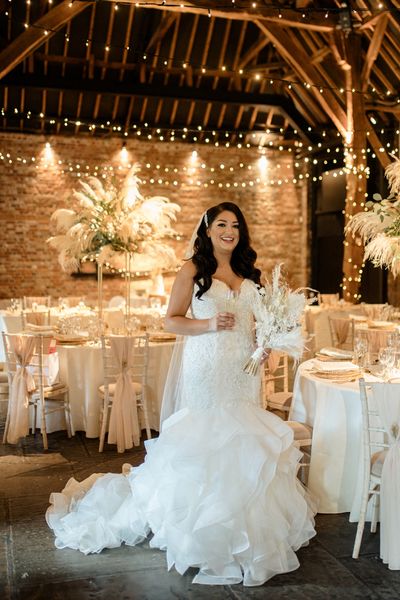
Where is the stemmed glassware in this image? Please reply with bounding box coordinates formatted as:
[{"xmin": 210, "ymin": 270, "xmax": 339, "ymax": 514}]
[
  {"xmin": 223, "ymin": 289, "xmax": 239, "ymax": 330},
  {"xmin": 353, "ymin": 337, "xmax": 368, "ymax": 371},
  {"xmin": 378, "ymin": 346, "xmax": 396, "ymax": 380},
  {"xmin": 224, "ymin": 289, "xmax": 239, "ymax": 311}
]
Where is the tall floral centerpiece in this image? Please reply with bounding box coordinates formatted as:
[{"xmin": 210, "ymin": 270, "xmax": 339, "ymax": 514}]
[
  {"xmin": 48, "ymin": 166, "xmax": 180, "ymax": 324},
  {"xmin": 347, "ymin": 158, "xmax": 400, "ymax": 276}
]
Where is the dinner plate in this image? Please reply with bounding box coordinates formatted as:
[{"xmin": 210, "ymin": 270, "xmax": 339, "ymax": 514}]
[{"xmin": 149, "ymin": 332, "xmax": 177, "ymax": 342}]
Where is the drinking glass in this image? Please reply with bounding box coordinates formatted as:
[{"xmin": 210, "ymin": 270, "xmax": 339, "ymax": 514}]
[
  {"xmin": 353, "ymin": 337, "xmax": 368, "ymax": 370},
  {"xmin": 222, "ymin": 290, "xmax": 239, "ymax": 330},
  {"xmin": 224, "ymin": 289, "xmax": 239, "ymax": 311},
  {"xmin": 378, "ymin": 347, "xmax": 396, "ymax": 380}
]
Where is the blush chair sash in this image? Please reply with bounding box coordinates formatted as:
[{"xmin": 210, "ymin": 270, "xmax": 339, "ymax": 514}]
[
  {"xmin": 107, "ymin": 337, "xmax": 140, "ymax": 453},
  {"xmin": 7, "ymin": 335, "xmax": 36, "ymax": 444}
]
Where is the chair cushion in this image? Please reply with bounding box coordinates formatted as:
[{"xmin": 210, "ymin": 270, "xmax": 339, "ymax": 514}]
[
  {"xmin": 99, "ymin": 381, "xmax": 143, "ymax": 396},
  {"xmin": 268, "ymin": 392, "xmax": 293, "ymax": 410},
  {"xmin": 371, "ymin": 450, "xmax": 387, "ymax": 477},
  {"xmin": 286, "ymin": 421, "xmax": 313, "ymax": 442}
]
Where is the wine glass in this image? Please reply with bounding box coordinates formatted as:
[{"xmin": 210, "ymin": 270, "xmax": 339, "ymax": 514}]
[
  {"xmin": 353, "ymin": 337, "xmax": 368, "ymax": 370},
  {"xmin": 378, "ymin": 346, "xmax": 396, "ymax": 380}
]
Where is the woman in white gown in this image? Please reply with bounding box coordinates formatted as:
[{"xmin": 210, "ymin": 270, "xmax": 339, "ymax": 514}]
[{"xmin": 46, "ymin": 202, "xmax": 316, "ymax": 587}]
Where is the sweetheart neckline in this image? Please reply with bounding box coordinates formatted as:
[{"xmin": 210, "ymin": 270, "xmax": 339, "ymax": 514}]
[{"xmin": 212, "ymin": 278, "xmax": 247, "ymax": 294}]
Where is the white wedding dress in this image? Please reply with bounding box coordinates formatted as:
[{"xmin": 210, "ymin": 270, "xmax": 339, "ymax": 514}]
[{"xmin": 46, "ymin": 278, "xmax": 316, "ymax": 587}]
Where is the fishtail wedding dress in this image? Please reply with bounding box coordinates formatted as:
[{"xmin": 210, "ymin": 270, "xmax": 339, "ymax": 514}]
[{"xmin": 46, "ymin": 278, "xmax": 316, "ymax": 586}]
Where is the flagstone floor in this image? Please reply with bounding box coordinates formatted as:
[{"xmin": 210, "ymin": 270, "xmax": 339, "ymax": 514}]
[{"xmin": 1, "ymin": 425, "xmax": 400, "ymax": 600}]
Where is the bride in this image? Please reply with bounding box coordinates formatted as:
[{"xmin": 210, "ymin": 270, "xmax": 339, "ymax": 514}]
[{"xmin": 46, "ymin": 201, "xmax": 316, "ymax": 587}]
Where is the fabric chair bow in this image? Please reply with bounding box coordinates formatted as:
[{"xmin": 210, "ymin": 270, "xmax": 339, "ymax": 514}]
[
  {"xmin": 7, "ymin": 335, "xmax": 36, "ymax": 444},
  {"xmin": 107, "ymin": 337, "xmax": 140, "ymax": 453}
]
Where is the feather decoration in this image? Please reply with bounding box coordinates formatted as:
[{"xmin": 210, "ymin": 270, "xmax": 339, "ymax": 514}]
[
  {"xmin": 385, "ymin": 158, "xmax": 400, "ymax": 198},
  {"xmin": 47, "ymin": 169, "xmax": 181, "ymax": 273},
  {"xmin": 50, "ymin": 209, "xmax": 77, "ymax": 233},
  {"xmin": 346, "ymin": 157, "xmax": 400, "ymax": 277}
]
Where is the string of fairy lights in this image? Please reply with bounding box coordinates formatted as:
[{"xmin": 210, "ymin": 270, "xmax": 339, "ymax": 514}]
[
  {"xmin": 0, "ymin": 144, "xmax": 317, "ymax": 188},
  {"xmin": 0, "ymin": 136, "xmax": 392, "ymax": 298},
  {"xmin": 2, "ymin": 0, "xmax": 396, "ymax": 20},
  {"xmin": 1, "ymin": 1, "xmax": 399, "ymax": 298},
  {"xmin": 2, "ymin": 5, "xmax": 400, "ymax": 102},
  {"xmin": 2, "ymin": 108, "xmax": 400, "ymax": 163}
]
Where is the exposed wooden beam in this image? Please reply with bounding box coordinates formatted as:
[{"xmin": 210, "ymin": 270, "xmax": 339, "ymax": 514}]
[
  {"xmin": 238, "ymin": 36, "xmax": 269, "ymax": 70},
  {"xmin": 255, "ymin": 20, "xmax": 347, "ymax": 137},
  {"xmin": 365, "ymin": 103, "xmax": 400, "ymax": 114},
  {"xmin": 309, "ymin": 46, "xmax": 331, "ymax": 65},
  {"xmin": 361, "ymin": 13, "xmax": 389, "ymax": 91},
  {"xmin": 103, "ymin": 0, "xmax": 338, "ymax": 31},
  {"xmin": 1, "ymin": 72, "xmax": 313, "ymax": 140},
  {"xmin": 229, "ymin": 20, "xmax": 247, "ymax": 93},
  {"xmin": 342, "ymin": 32, "xmax": 367, "ymax": 303},
  {"xmin": 358, "ymin": 11, "xmax": 389, "ymax": 31},
  {"xmin": 0, "ymin": 0, "xmax": 92, "ymax": 80},
  {"xmin": 34, "ymin": 52, "xmax": 288, "ymax": 82},
  {"xmin": 145, "ymin": 13, "xmax": 177, "ymax": 52},
  {"xmin": 164, "ymin": 13, "xmax": 180, "ymax": 86}
]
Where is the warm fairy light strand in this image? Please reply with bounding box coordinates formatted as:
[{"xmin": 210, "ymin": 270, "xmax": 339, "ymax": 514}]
[
  {"xmin": 2, "ymin": 12, "xmax": 399, "ymax": 102},
  {"xmin": 0, "ymin": 146, "xmax": 315, "ymax": 188},
  {"xmin": 2, "ymin": 109, "xmax": 400, "ymax": 159}
]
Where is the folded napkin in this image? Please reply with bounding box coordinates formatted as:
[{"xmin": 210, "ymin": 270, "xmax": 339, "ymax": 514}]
[
  {"xmin": 55, "ymin": 332, "xmax": 89, "ymax": 342},
  {"xmin": 318, "ymin": 347, "xmax": 353, "ymax": 359},
  {"xmin": 25, "ymin": 323, "xmax": 55, "ymax": 333},
  {"xmin": 368, "ymin": 320, "xmax": 395, "ymax": 329},
  {"xmin": 349, "ymin": 314, "xmax": 367, "ymax": 322},
  {"xmin": 312, "ymin": 360, "xmax": 357, "ymax": 372}
]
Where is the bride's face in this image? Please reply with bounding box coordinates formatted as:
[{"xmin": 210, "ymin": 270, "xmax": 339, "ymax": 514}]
[{"xmin": 207, "ymin": 210, "xmax": 240, "ymax": 254}]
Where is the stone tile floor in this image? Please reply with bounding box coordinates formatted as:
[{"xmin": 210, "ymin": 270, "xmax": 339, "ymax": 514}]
[{"xmin": 1, "ymin": 428, "xmax": 399, "ymax": 600}]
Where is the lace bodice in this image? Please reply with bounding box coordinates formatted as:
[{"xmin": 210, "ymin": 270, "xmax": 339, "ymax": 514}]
[{"xmin": 180, "ymin": 278, "xmax": 262, "ymax": 410}]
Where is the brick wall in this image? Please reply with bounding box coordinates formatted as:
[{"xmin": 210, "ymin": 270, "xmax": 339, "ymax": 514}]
[{"xmin": 0, "ymin": 132, "xmax": 310, "ymax": 301}]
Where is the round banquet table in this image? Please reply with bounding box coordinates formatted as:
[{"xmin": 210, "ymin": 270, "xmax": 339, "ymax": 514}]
[
  {"xmin": 44, "ymin": 339, "xmax": 176, "ymax": 437},
  {"xmin": 290, "ymin": 359, "xmax": 380, "ymax": 520}
]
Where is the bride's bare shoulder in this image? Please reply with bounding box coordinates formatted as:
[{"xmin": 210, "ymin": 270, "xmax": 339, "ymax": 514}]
[{"xmin": 176, "ymin": 260, "xmax": 196, "ymax": 281}]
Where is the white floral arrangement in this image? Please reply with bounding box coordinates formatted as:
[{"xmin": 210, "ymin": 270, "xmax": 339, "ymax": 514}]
[
  {"xmin": 47, "ymin": 166, "xmax": 181, "ymax": 273},
  {"xmin": 346, "ymin": 157, "xmax": 400, "ymax": 276},
  {"xmin": 244, "ymin": 265, "xmax": 306, "ymax": 375}
]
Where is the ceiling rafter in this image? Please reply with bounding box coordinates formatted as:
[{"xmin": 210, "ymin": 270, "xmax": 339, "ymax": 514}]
[
  {"xmin": 0, "ymin": 0, "xmax": 93, "ymax": 80},
  {"xmin": 145, "ymin": 13, "xmax": 178, "ymax": 52},
  {"xmin": 361, "ymin": 13, "xmax": 389, "ymax": 91},
  {"xmin": 169, "ymin": 13, "xmax": 199, "ymax": 125},
  {"xmin": 238, "ymin": 35, "xmax": 269, "ymax": 70},
  {"xmin": 255, "ymin": 20, "xmax": 347, "ymax": 137},
  {"xmin": 206, "ymin": 18, "xmax": 232, "ymax": 129},
  {"xmin": 103, "ymin": 0, "xmax": 338, "ymax": 32},
  {"xmin": 1, "ymin": 72, "xmax": 312, "ymax": 140}
]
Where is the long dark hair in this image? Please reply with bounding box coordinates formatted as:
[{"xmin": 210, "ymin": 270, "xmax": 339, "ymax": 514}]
[{"xmin": 191, "ymin": 202, "xmax": 261, "ymax": 298}]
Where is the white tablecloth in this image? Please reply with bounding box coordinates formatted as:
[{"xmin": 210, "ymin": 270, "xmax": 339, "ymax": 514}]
[
  {"xmin": 290, "ymin": 360, "xmax": 366, "ymax": 516},
  {"xmin": 44, "ymin": 340, "xmax": 176, "ymax": 437}
]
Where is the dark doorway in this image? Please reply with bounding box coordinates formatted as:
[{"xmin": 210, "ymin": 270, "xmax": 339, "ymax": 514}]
[{"xmin": 311, "ymin": 163, "xmax": 387, "ymax": 302}]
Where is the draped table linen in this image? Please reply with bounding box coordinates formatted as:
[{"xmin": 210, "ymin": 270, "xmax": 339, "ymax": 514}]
[
  {"xmin": 53, "ymin": 340, "xmax": 175, "ymax": 437},
  {"xmin": 290, "ymin": 359, "xmax": 375, "ymax": 515}
]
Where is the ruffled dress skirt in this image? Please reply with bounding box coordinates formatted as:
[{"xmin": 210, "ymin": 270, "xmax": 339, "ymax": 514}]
[{"xmin": 46, "ymin": 405, "xmax": 316, "ymax": 587}]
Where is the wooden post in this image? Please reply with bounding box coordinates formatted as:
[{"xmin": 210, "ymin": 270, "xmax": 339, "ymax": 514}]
[{"xmin": 341, "ymin": 33, "xmax": 367, "ymax": 303}]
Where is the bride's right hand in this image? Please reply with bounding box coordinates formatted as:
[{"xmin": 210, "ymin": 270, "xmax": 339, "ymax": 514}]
[{"xmin": 208, "ymin": 312, "xmax": 235, "ymax": 331}]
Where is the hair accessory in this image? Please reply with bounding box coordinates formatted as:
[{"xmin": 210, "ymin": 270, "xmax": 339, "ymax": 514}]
[{"xmin": 204, "ymin": 211, "xmax": 209, "ymax": 228}]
